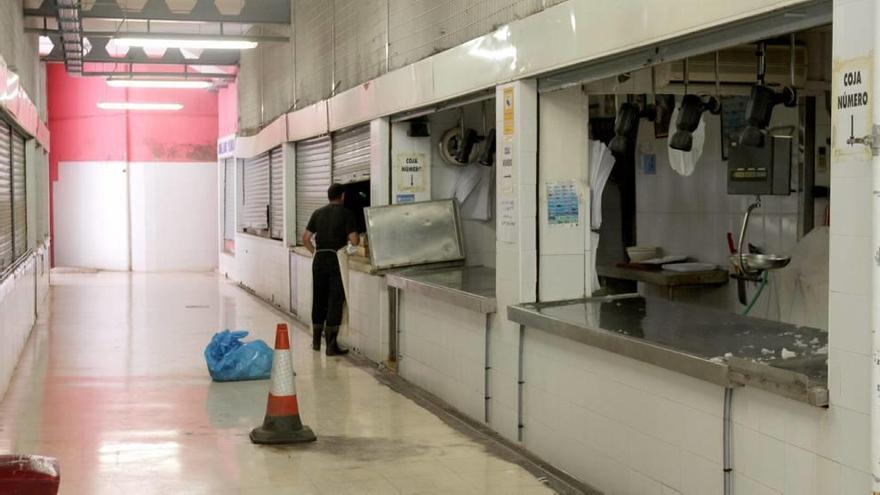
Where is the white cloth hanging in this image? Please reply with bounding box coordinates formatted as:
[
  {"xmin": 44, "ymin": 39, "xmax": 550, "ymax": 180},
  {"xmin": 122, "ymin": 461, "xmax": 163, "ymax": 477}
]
[
  {"xmin": 666, "ymin": 106, "xmax": 706, "ymax": 176},
  {"xmin": 771, "ymin": 226, "xmax": 829, "ymax": 330},
  {"xmin": 450, "ymin": 164, "xmax": 493, "ymax": 221},
  {"xmin": 589, "ymin": 140, "xmax": 615, "ymax": 230},
  {"xmin": 589, "ymin": 140, "xmax": 615, "ymax": 293}
]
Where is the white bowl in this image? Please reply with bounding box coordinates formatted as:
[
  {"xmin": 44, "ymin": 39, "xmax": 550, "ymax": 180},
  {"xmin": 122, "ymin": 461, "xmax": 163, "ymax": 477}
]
[{"xmin": 626, "ymin": 246, "xmax": 659, "ymax": 263}]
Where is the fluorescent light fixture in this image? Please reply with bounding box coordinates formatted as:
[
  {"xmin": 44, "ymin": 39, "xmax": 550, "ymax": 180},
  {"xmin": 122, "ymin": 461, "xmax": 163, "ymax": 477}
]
[
  {"xmin": 97, "ymin": 102, "xmax": 183, "ymax": 111},
  {"xmin": 106, "ymin": 79, "xmax": 212, "ymax": 89},
  {"xmin": 114, "ymin": 37, "xmax": 258, "ymax": 50}
]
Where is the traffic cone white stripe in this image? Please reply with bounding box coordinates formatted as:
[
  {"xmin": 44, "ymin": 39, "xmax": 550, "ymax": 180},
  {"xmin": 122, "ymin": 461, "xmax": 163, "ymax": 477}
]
[{"xmin": 269, "ymin": 348, "xmax": 296, "ymax": 397}]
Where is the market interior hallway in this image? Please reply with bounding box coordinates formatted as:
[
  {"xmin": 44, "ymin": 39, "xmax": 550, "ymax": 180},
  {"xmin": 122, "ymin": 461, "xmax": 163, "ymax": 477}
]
[{"xmin": 0, "ymin": 271, "xmax": 555, "ymax": 494}]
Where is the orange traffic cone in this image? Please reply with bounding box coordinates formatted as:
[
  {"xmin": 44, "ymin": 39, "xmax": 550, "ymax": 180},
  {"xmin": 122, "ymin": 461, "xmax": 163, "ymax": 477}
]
[{"xmin": 250, "ymin": 323, "xmax": 317, "ymax": 444}]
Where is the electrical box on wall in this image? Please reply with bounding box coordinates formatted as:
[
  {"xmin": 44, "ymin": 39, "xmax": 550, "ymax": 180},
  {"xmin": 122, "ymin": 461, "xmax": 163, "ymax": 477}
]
[{"xmin": 727, "ymin": 129, "xmax": 793, "ymax": 196}]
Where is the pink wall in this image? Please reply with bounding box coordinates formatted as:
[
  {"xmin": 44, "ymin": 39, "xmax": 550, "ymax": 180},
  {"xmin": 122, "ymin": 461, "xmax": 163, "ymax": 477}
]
[
  {"xmin": 47, "ymin": 63, "xmax": 219, "ymax": 262},
  {"xmin": 217, "ymin": 81, "xmax": 238, "ymax": 137},
  {"xmin": 47, "ymin": 63, "xmax": 218, "ymax": 171}
]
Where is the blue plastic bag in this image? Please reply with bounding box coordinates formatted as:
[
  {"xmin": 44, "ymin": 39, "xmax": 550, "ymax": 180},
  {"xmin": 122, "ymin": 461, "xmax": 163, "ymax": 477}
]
[{"xmin": 204, "ymin": 330, "xmax": 273, "ymax": 382}]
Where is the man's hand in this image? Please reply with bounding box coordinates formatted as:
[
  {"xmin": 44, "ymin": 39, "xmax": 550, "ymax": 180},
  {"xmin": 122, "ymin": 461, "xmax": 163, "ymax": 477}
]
[{"xmin": 302, "ymin": 230, "xmax": 315, "ymax": 254}]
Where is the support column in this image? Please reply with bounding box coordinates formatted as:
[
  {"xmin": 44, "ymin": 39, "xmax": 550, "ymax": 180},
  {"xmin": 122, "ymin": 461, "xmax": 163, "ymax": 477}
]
[{"xmin": 491, "ymin": 80, "xmax": 538, "ymax": 441}]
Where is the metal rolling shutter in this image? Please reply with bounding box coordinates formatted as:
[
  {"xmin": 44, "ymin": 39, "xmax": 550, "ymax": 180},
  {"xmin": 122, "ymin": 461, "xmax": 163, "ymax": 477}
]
[
  {"xmin": 295, "ymin": 136, "xmax": 331, "ymax": 238},
  {"xmin": 223, "ymin": 158, "xmax": 235, "ymax": 241},
  {"xmin": 12, "ymin": 132, "xmax": 25, "ymax": 258},
  {"xmin": 331, "ymin": 125, "xmax": 370, "ymax": 184},
  {"xmin": 0, "ymin": 122, "xmax": 11, "ymax": 269},
  {"xmin": 241, "ymin": 151, "xmax": 271, "ymax": 234},
  {"xmin": 269, "ymin": 147, "xmax": 284, "ymax": 240}
]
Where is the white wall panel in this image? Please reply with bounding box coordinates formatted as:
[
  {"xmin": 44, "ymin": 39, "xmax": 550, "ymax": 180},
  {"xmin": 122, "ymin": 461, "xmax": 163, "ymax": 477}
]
[
  {"xmin": 399, "ymin": 290, "xmax": 488, "ymax": 423},
  {"xmin": 53, "ymin": 162, "xmax": 130, "ymax": 271},
  {"xmin": 287, "ymin": 101, "xmax": 329, "ymax": 142},
  {"xmin": 291, "ymin": 250, "xmax": 313, "ymax": 318},
  {"xmin": 235, "ymin": 233, "xmax": 289, "ymax": 309},
  {"xmin": 387, "ymin": 0, "xmax": 548, "ymax": 71},
  {"xmin": 129, "ymin": 162, "xmax": 219, "ymax": 272},
  {"xmin": 0, "ymin": 257, "xmax": 37, "ymax": 401}
]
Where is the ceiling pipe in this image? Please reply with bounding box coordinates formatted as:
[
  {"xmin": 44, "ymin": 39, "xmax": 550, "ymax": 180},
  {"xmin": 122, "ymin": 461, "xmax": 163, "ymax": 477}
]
[{"xmin": 55, "ymin": 0, "xmax": 83, "ymax": 75}]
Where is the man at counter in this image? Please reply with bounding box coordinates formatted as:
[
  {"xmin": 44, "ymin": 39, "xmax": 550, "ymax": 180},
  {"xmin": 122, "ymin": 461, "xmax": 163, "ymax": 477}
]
[{"xmin": 301, "ymin": 183, "xmax": 360, "ymax": 356}]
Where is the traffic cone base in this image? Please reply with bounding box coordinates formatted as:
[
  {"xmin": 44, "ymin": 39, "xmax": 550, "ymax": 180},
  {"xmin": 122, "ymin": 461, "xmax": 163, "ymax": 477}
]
[
  {"xmin": 250, "ymin": 417, "xmax": 316, "ymax": 444},
  {"xmin": 250, "ymin": 323, "xmax": 316, "ymax": 445}
]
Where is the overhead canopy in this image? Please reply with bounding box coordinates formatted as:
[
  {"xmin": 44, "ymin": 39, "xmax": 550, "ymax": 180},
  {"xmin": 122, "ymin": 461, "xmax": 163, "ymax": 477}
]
[{"xmin": 538, "ymin": 0, "xmax": 831, "ymax": 94}]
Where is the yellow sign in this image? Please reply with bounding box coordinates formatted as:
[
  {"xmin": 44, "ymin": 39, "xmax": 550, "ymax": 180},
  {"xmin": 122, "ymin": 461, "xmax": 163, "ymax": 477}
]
[{"xmin": 503, "ymin": 87, "xmax": 515, "ymax": 138}]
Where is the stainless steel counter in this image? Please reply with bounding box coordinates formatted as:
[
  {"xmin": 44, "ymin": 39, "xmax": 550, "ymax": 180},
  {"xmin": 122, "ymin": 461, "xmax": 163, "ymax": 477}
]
[
  {"xmin": 508, "ymin": 296, "xmax": 828, "ymax": 407},
  {"xmin": 386, "ymin": 266, "xmax": 497, "ymax": 314}
]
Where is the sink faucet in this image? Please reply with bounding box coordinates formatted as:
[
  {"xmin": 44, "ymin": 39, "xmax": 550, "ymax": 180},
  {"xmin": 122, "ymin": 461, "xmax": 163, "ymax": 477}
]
[{"xmin": 737, "ymin": 196, "xmax": 762, "ymax": 275}]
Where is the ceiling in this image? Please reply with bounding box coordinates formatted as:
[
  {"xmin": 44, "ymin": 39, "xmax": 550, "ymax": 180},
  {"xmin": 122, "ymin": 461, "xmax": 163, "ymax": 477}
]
[{"xmin": 24, "ymin": 0, "xmax": 290, "ymax": 86}]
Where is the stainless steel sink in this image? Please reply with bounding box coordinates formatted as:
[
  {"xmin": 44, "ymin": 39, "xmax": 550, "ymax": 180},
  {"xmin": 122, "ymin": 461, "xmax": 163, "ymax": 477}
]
[{"xmin": 729, "ymin": 253, "xmax": 791, "ymax": 273}]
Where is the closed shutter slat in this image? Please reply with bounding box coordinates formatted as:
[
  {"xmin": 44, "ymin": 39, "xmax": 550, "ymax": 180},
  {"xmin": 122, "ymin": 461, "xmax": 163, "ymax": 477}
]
[
  {"xmin": 241, "ymin": 151, "xmax": 271, "ymax": 234},
  {"xmin": 269, "ymin": 147, "xmax": 284, "ymax": 240},
  {"xmin": 0, "ymin": 122, "xmax": 11, "ymax": 269},
  {"xmin": 331, "ymin": 125, "xmax": 370, "ymax": 185},
  {"xmin": 223, "ymin": 158, "xmax": 235, "ymax": 241},
  {"xmin": 11, "ymin": 132, "xmax": 25, "ymax": 258},
  {"xmin": 295, "ymin": 136, "xmax": 331, "ymax": 238}
]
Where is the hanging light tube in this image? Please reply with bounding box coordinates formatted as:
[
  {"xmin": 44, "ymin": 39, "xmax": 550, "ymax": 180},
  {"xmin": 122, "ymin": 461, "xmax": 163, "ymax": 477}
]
[
  {"xmin": 113, "ymin": 37, "xmax": 258, "ymax": 50},
  {"xmin": 106, "ymin": 79, "xmax": 212, "ymax": 89},
  {"xmin": 97, "ymin": 102, "xmax": 183, "ymax": 111}
]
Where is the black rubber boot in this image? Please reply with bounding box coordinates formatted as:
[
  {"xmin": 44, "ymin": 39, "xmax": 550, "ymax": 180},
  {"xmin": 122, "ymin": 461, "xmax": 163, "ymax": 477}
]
[
  {"xmin": 324, "ymin": 326, "xmax": 349, "ymax": 356},
  {"xmin": 311, "ymin": 324, "xmax": 324, "ymax": 351}
]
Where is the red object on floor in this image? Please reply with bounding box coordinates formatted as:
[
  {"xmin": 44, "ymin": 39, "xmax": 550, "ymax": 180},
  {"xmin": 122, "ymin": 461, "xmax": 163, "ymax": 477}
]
[{"xmin": 0, "ymin": 455, "xmax": 60, "ymax": 495}]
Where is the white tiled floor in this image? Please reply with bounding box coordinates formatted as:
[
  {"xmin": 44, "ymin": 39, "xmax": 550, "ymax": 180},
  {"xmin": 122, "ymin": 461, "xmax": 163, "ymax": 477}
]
[{"xmin": 0, "ymin": 272, "xmax": 555, "ymax": 495}]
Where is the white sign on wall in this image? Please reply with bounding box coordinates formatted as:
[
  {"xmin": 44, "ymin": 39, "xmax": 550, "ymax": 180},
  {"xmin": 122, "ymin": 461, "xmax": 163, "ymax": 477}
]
[
  {"xmin": 393, "ymin": 152, "xmax": 429, "ymax": 204},
  {"xmin": 832, "ymin": 55, "xmax": 873, "ymax": 158},
  {"xmin": 498, "ymin": 141, "xmax": 517, "ymax": 243}
]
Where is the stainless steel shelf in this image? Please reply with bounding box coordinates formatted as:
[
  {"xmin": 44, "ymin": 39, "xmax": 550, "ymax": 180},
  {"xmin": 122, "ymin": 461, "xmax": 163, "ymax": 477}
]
[
  {"xmin": 508, "ymin": 295, "xmax": 828, "ymax": 407},
  {"xmin": 386, "ymin": 266, "xmax": 497, "ymax": 314}
]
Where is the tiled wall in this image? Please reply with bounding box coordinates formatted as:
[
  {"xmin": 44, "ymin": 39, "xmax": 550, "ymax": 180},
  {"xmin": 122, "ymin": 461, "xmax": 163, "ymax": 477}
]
[
  {"xmin": 634, "ymin": 104, "xmax": 802, "ymax": 318},
  {"xmin": 234, "ymin": 234, "xmax": 290, "ymax": 310},
  {"xmin": 430, "ymin": 103, "xmax": 498, "ymax": 268},
  {"xmin": 218, "ymin": 251, "xmax": 236, "ymax": 281},
  {"xmin": 399, "ymin": 291, "xmax": 488, "ymax": 423},
  {"xmin": 521, "ymin": 327, "xmax": 868, "ymax": 494},
  {"xmin": 491, "ymin": 81, "xmax": 539, "ymax": 441},
  {"xmin": 344, "ymin": 270, "xmax": 389, "ymax": 364},
  {"xmin": 290, "ymin": 251, "xmax": 313, "ymax": 320},
  {"xmin": 0, "ymin": 250, "xmax": 48, "ymax": 401},
  {"xmin": 538, "ymin": 86, "xmax": 590, "ymax": 301},
  {"xmin": 824, "ymin": 0, "xmax": 875, "ymax": 491}
]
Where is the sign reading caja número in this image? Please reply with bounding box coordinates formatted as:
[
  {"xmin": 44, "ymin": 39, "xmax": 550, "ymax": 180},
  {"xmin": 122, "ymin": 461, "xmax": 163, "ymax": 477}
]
[
  {"xmin": 833, "ymin": 55, "xmax": 873, "ymax": 158},
  {"xmin": 394, "ymin": 152, "xmax": 429, "ymax": 204}
]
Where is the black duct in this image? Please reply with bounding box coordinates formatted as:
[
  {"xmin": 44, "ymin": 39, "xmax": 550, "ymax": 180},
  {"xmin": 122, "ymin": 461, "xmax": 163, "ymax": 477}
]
[
  {"xmin": 477, "ymin": 129, "xmax": 496, "ymax": 166},
  {"xmin": 608, "ymin": 103, "xmax": 641, "ymax": 155},
  {"xmin": 669, "ymin": 94, "xmax": 720, "ymax": 152},
  {"xmin": 739, "ymin": 85, "xmax": 797, "ymax": 147}
]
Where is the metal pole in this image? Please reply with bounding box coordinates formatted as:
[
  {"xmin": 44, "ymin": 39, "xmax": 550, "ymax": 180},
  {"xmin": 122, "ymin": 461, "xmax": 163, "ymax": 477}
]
[
  {"xmin": 723, "ymin": 386, "xmax": 734, "ymax": 495},
  {"xmin": 870, "ymin": 2, "xmax": 880, "ymax": 491}
]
